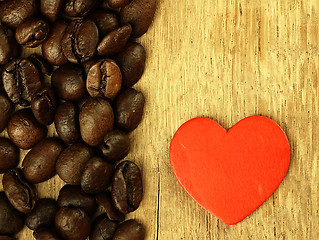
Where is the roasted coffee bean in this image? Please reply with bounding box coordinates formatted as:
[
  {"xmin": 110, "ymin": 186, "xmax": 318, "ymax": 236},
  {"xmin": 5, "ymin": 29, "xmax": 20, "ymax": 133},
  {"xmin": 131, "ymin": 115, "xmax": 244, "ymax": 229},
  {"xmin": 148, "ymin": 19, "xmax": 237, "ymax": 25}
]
[
  {"xmin": 52, "ymin": 63, "xmax": 86, "ymax": 101},
  {"xmin": 41, "ymin": 0, "xmax": 65, "ymax": 22},
  {"xmin": 114, "ymin": 42, "xmax": 146, "ymax": 88},
  {"xmin": 3, "ymin": 59, "xmax": 42, "ymax": 106},
  {"xmin": 63, "ymin": 0, "xmax": 100, "ymax": 17},
  {"xmin": 91, "ymin": 10, "xmax": 119, "ymax": 36},
  {"xmin": 25, "ymin": 198, "xmax": 58, "ymax": 230},
  {"xmin": 112, "ymin": 161, "xmax": 143, "ymax": 214},
  {"xmin": 7, "ymin": 108, "xmax": 47, "ymax": 150},
  {"xmin": 100, "ymin": 130, "xmax": 130, "ymax": 162},
  {"xmin": 97, "ymin": 24, "xmax": 132, "ymax": 57},
  {"xmin": 96, "ymin": 192, "xmax": 125, "ymax": 221},
  {"xmin": 2, "ymin": 169, "xmax": 37, "ymax": 213},
  {"xmin": 42, "ymin": 20, "xmax": 69, "ymax": 66},
  {"xmin": 81, "ymin": 157, "xmax": 113, "ymax": 194},
  {"xmin": 120, "ymin": 0, "xmax": 156, "ymax": 38},
  {"xmin": 86, "ymin": 59, "xmax": 122, "ymax": 99},
  {"xmin": 0, "ymin": 93, "xmax": 14, "ymax": 133},
  {"xmin": 0, "ymin": 0, "xmax": 39, "ymax": 29},
  {"xmin": 114, "ymin": 88, "xmax": 145, "ymax": 132},
  {"xmin": 22, "ymin": 138, "xmax": 64, "ymax": 183},
  {"xmin": 0, "ymin": 192, "xmax": 24, "ymax": 235},
  {"xmin": 28, "ymin": 54, "xmax": 53, "ymax": 76},
  {"xmin": 33, "ymin": 229, "xmax": 61, "ymax": 240},
  {"xmin": 108, "ymin": 0, "xmax": 132, "ymax": 8},
  {"xmin": 62, "ymin": 19, "xmax": 99, "ymax": 64},
  {"xmin": 113, "ymin": 219, "xmax": 145, "ymax": 240},
  {"xmin": 56, "ymin": 143, "xmax": 93, "ymax": 185},
  {"xmin": 77, "ymin": 94, "xmax": 90, "ymax": 110},
  {"xmin": 81, "ymin": 58, "xmax": 99, "ymax": 75},
  {"xmin": 31, "ymin": 87, "xmax": 57, "ymax": 125},
  {"xmin": 79, "ymin": 98, "xmax": 114, "ymax": 146},
  {"xmin": 0, "ymin": 25, "xmax": 19, "ymax": 66},
  {"xmin": 90, "ymin": 214, "xmax": 118, "ymax": 240},
  {"xmin": 15, "ymin": 18, "xmax": 50, "ymax": 48},
  {"xmin": 0, "ymin": 138, "xmax": 19, "ymax": 174},
  {"xmin": 0, "ymin": 236, "xmax": 15, "ymax": 240},
  {"xmin": 57, "ymin": 184, "xmax": 97, "ymax": 216},
  {"xmin": 54, "ymin": 102, "xmax": 81, "ymax": 144},
  {"xmin": 55, "ymin": 206, "xmax": 91, "ymax": 240}
]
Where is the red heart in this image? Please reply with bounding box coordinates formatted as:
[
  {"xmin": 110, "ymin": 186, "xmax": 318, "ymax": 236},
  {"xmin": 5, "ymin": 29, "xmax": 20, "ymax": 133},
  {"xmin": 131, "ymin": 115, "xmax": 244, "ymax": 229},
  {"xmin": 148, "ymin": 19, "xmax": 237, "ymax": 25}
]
[{"xmin": 169, "ymin": 116, "xmax": 290, "ymax": 225}]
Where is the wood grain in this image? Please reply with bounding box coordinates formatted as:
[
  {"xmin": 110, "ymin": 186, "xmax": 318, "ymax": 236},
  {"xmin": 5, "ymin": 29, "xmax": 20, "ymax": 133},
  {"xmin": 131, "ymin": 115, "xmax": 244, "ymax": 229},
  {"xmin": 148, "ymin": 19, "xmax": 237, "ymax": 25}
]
[{"xmin": 1, "ymin": 0, "xmax": 319, "ymax": 239}]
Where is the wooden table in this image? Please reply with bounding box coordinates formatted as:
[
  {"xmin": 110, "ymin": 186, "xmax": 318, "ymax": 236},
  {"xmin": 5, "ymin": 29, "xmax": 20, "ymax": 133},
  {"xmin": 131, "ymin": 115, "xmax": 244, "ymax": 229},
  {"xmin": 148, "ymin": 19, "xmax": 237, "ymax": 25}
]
[{"xmin": 1, "ymin": 0, "xmax": 319, "ymax": 239}]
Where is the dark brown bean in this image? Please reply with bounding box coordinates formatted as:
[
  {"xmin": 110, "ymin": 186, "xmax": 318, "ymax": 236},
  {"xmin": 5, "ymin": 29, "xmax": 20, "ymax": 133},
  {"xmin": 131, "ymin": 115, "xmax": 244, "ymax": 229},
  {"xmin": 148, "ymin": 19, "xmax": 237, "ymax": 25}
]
[
  {"xmin": 57, "ymin": 184, "xmax": 97, "ymax": 216},
  {"xmin": 28, "ymin": 54, "xmax": 53, "ymax": 76},
  {"xmin": 41, "ymin": 0, "xmax": 64, "ymax": 22},
  {"xmin": 0, "ymin": 25, "xmax": 19, "ymax": 66},
  {"xmin": 0, "ymin": 0, "xmax": 39, "ymax": 29},
  {"xmin": 0, "ymin": 138, "xmax": 19, "ymax": 174},
  {"xmin": 31, "ymin": 87, "xmax": 57, "ymax": 126},
  {"xmin": 112, "ymin": 161, "xmax": 143, "ymax": 214},
  {"xmin": 0, "ymin": 93, "xmax": 14, "ymax": 133},
  {"xmin": 114, "ymin": 42, "xmax": 146, "ymax": 88},
  {"xmin": 113, "ymin": 219, "xmax": 145, "ymax": 240},
  {"xmin": 96, "ymin": 192, "xmax": 125, "ymax": 221},
  {"xmin": 0, "ymin": 192, "xmax": 24, "ymax": 235},
  {"xmin": 114, "ymin": 88, "xmax": 145, "ymax": 132},
  {"xmin": 90, "ymin": 214, "xmax": 118, "ymax": 240},
  {"xmin": 120, "ymin": 0, "xmax": 156, "ymax": 38},
  {"xmin": 42, "ymin": 20, "xmax": 69, "ymax": 66},
  {"xmin": 108, "ymin": 0, "xmax": 132, "ymax": 8},
  {"xmin": 55, "ymin": 206, "xmax": 91, "ymax": 240},
  {"xmin": 79, "ymin": 98, "xmax": 114, "ymax": 146},
  {"xmin": 91, "ymin": 10, "xmax": 119, "ymax": 36},
  {"xmin": 81, "ymin": 58, "xmax": 99, "ymax": 75},
  {"xmin": 25, "ymin": 198, "xmax": 58, "ymax": 230},
  {"xmin": 3, "ymin": 59, "xmax": 42, "ymax": 106},
  {"xmin": 22, "ymin": 138, "xmax": 64, "ymax": 183},
  {"xmin": 56, "ymin": 143, "xmax": 93, "ymax": 185},
  {"xmin": 63, "ymin": 0, "xmax": 100, "ymax": 17},
  {"xmin": 15, "ymin": 18, "xmax": 50, "ymax": 48},
  {"xmin": 33, "ymin": 229, "xmax": 62, "ymax": 240},
  {"xmin": 7, "ymin": 108, "xmax": 47, "ymax": 150},
  {"xmin": 2, "ymin": 169, "xmax": 37, "ymax": 213},
  {"xmin": 97, "ymin": 24, "xmax": 132, "ymax": 57},
  {"xmin": 52, "ymin": 63, "xmax": 86, "ymax": 101},
  {"xmin": 86, "ymin": 59, "xmax": 122, "ymax": 99}
]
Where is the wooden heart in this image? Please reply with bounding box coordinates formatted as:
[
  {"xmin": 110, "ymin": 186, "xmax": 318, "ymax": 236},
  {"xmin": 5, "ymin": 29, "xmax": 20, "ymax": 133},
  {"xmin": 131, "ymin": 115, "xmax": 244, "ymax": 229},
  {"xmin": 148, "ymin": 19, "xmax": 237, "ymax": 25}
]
[{"xmin": 169, "ymin": 116, "xmax": 290, "ymax": 225}]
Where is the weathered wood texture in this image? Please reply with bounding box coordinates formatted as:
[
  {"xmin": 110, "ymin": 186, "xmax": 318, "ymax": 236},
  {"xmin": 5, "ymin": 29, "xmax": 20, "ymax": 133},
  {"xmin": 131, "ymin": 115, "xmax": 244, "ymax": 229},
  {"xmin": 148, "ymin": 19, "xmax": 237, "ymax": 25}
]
[{"xmin": 1, "ymin": 0, "xmax": 319, "ymax": 239}]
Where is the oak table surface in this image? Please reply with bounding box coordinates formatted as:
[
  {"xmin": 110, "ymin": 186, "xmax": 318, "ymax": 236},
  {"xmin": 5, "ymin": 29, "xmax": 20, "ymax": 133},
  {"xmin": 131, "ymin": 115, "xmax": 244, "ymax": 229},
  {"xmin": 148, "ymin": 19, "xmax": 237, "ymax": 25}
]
[{"xmin": 1, "ymin": 0, "xmax": 319, "ymax": 239}]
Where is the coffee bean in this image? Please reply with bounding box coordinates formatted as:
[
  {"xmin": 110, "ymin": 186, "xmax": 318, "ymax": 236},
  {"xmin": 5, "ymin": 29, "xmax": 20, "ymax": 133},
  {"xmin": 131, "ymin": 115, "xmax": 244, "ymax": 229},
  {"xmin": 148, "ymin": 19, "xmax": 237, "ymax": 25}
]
[
  {"xmin": 41, "ymin": 0, "xmax": 65, "ymax": 22},
  {"xmin": 0, "ymin": 93, "xmax": 14, "ymax": 133},
  {"xmin": 108, "ymin": 0, "xmax": 132, "ymax": 8},
  {"xmin": 15, "ymin": 18, "xmax": 50, "ymax": 48},
  {"xmin": 112, "ymin": 161, "xmax": 143, "ymax": 214},
  {"xmin": 100, "ymin": 130, "xmax": 130, "ymax": 162},
  {"xmin": 96, "ymin": 191, "xmax": 125, "ymax": 221},
  {"xmin": 54, "ymin": 102, "xmax": 81, "ymax": 144},
  {"xmin": 81, "ymin": 58, "xmax": 99, "ymax": 75},
  {"xmin": 62, "ymin": 19, "xmax": 99, "ymax": 64},
  {"xmin": 3, "ymin": 59, "xmax": 42, "ymax": 106},
  {"xmin": 120, "ymin": 0, "xmax": 156, "ymax": 38},
  {"xmin": 90, "ymin": 214, "xmax": 118, "ymax": 240},
  {"xmin": 81, "ymin": 157, "xmax": 114, "ymax": 194},
  {"xmin": 52, "ymin": 63, "xmax": 86, "ymax": 101},
  {"xmin": 0, "ymin": 0, "xmax": 39, "ymax": 29},
  {"xmin": 0, "ymin": 138, "xmax": 19, "ymax": 174},
  {"xmin": 113, "ymin": 219, "xmax": 145, "ymax": 240},
  {"xmin": 0, "ymin": 192, "xmax": 24, "ymax": 235},
  {"xmin": 114, "ymin": 42, "xmax": 146, "ymax": 88},
  {"xmin": 63, "ymin": 0, "xmax": 100, "ymax": 17},
  {"xmin": 2, "ymin": 169, "xmax": 37, "ymax": 213},
  {"xmin": 28, "ymin": 54, "xmax": 53, "ymax": 76},
  {"xmin": 79, "ymin": 98, "xmax": 114, "ymax": 146},
  {"xmin": 56, "ymin": 143, "xmax": 93, "ymax": 185},
  {"xmin": 0, "ymin": 25, "xmax": 19, "ymax": 66},
  {"xmin": 42, "ymin": 20, "xmax": 69, "ymax": 66},
  {"xmin": 86, "ymin": 59, "xmax": 122, "ymax": 99},
  {"xmin": 31, "ymin": 87, "xmax": 57, "ymax": 126},
  {"xmin": 55, "ymin": 206, "xmax": 91, "ymax": 240},
  {"xmin": 22, "ymin": 138, "xmax": 64, "ymax": 183},
  {"xmin": 91, "ymin": 10, "xmax": 119, "ymax": 36},
  {"xmin": 97, "ymin": 24, "xmax": 132, "ymax": 57},
  {"xmin": 57, "ymin": 184, "xmax": 97, "ymax": 216},
  {"xmin": 25, "ymin": 198, "xmax": 58, "ymax": 230},
  {"xmin": 33, "ymin": 229, "xmax": 62, "ymax": 240},
  {"xmin": 76, "ymin": 94, "xmax": 91, "ymax": 110},
  {"xmin": 7, "ymin": 108, "xmax": 47, "ymax": 150},
  {"xmin": 114, "ymin": 88, "xmax": 145, "ymax": 132}
]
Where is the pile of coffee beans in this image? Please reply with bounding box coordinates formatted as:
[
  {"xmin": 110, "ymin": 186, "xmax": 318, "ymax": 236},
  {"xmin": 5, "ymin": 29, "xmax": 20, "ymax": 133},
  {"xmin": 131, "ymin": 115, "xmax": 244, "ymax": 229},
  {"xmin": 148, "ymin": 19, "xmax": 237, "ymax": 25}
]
[{"xmin": 0, "ymin": 0, "xmax": 156, "ymax": 239}]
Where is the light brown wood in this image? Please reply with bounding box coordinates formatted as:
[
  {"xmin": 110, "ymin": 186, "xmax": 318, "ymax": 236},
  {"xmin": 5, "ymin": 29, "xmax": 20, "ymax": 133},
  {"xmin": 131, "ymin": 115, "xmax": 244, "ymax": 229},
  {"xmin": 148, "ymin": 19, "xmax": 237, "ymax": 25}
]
[{"xmin": 1, "ymin": 0, "xmax": 319, "ymax": 239}]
